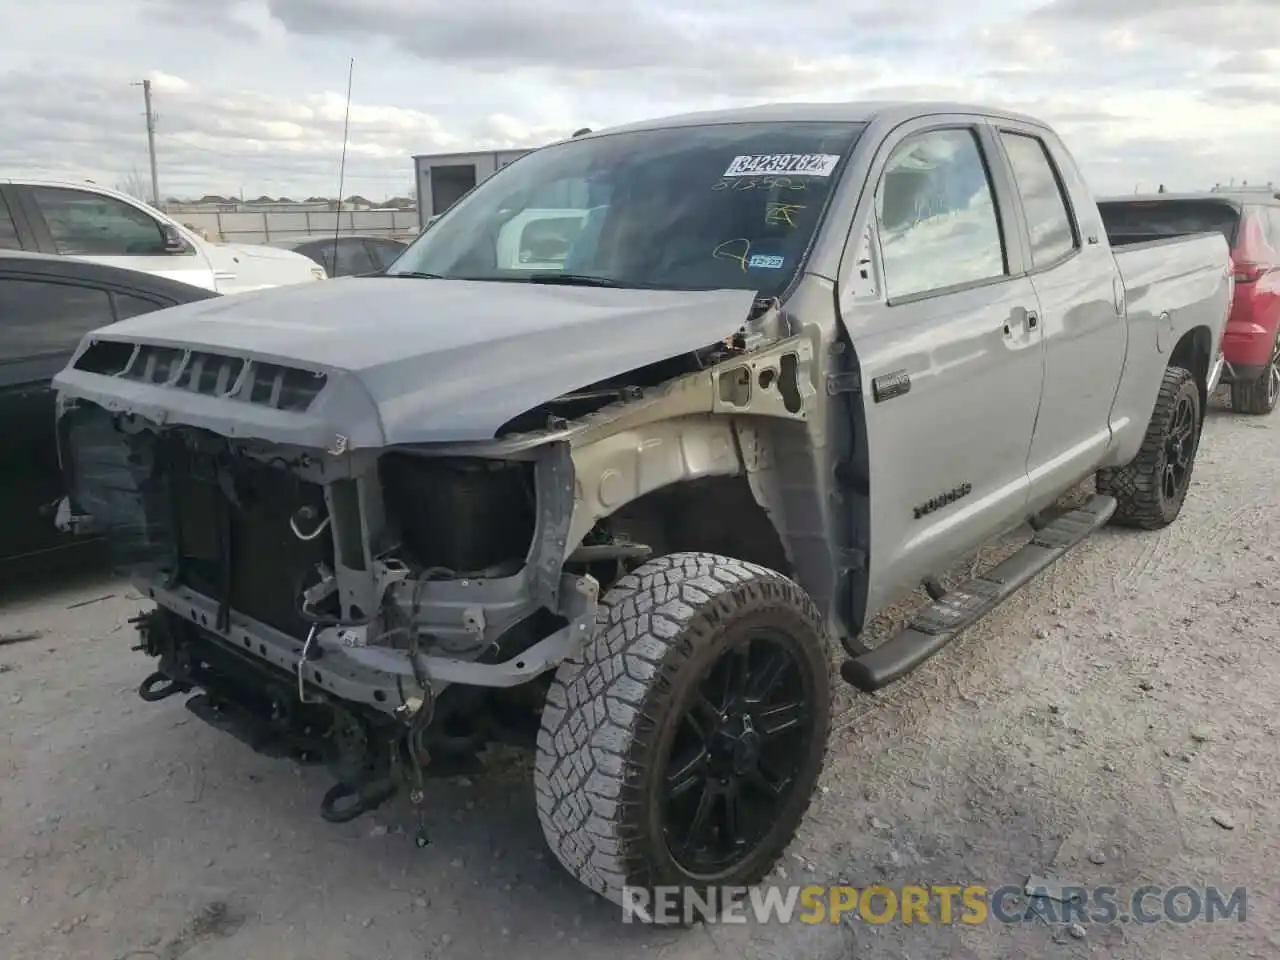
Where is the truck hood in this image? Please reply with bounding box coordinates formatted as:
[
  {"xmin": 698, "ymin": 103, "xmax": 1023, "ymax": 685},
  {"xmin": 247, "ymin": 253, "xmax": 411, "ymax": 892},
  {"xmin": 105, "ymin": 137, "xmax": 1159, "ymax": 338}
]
[{"xmin": 53, "ymin": 278, "xmax": 758, "ymax": 448}]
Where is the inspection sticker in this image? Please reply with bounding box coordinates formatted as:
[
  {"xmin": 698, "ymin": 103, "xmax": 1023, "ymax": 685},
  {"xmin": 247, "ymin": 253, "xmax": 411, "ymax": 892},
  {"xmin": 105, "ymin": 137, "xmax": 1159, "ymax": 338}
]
[
  {"xmin": 722, "ymin": 153, "xmax": 840, "ymax": 178},
  {"xmin": 748, "ymin": 254, "xmax": 786, "ymax": 269}
]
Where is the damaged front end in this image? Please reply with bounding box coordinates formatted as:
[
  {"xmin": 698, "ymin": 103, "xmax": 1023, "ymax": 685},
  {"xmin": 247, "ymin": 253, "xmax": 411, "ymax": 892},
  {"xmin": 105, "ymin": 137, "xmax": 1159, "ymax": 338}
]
[
  {"xmin": 56, "ymin": 364, "xmax": 598, "ymax": 842},
  {"xmin": 52, "ymin": 278, "xmax": 852, "ymax": 841}
]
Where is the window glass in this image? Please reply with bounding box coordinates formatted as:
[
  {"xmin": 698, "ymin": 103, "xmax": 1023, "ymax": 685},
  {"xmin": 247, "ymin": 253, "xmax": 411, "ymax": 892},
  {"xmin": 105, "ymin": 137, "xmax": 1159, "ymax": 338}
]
[
  {"xmin": 27, "ymin": 186, "xmax": 167, "ymax": 256},
  {"xmin": 368, "ymin": 240, "xmax": 404, "ymax": 269},
  {"xmin": 389, "ymin": 120, "xmax": 867, "ymax": 297},
  {"xmin": 0, "ymin": 279, "xmax": 114, "ymax": 360},
  {"xmin": 1265, "ymin": 208, "xmax": 1280, "ymax": 259},
  {"xmin": 111, "ymin": 291, "xmax": 169, "ymax": 320},
  {"xmin": 1000, "ymin": 133, "xmax": 1078, "ymax": 266},
  {"xmin": 298, "ymin": 241, "xmax": 334, "ymax": 275},
  {"xmin": 0, "ymin": 194, "xmax": 20, "ymax": 250},
  {"xmin": 875, "ymin": 128, "xmax": 1007, "ymax": 300},
  {"xmin": 332, "ymin": 238, "xmax": 375, "ymax": 276}
]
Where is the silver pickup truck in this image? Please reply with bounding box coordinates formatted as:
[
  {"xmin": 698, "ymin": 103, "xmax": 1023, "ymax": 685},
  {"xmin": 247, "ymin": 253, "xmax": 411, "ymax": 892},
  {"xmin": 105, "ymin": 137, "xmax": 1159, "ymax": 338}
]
[{"xmin": 52, "ymin": 101, "xmax": 1230, "ymax": 913}]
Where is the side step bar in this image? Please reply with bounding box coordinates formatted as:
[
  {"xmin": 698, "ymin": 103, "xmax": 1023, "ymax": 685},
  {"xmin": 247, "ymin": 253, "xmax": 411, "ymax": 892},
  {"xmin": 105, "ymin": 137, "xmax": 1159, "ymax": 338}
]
[{"xmin": 841, "ymin": 494, "xmax": 1116, "ymax": 692}]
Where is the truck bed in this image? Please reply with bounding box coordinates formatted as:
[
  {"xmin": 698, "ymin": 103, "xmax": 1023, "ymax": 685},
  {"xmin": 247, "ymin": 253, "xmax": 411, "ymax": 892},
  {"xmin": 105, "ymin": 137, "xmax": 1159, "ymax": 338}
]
[{"xmin": 1107, "ymin": 230, "xmax": 1232, "ymax": 463}]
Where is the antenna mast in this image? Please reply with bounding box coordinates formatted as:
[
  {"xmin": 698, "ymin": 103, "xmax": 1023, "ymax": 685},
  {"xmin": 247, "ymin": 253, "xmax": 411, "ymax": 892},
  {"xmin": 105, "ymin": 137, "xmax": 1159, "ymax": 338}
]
[{"xmin": 332, "ymin": 57, "xmax": 355, "ymax": 274}]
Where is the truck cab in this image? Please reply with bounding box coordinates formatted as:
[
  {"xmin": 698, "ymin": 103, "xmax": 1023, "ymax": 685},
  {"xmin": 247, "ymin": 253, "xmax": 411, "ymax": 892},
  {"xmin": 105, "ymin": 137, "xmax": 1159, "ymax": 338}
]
[{"xmin": 0, "ymin": 179, "xmax": 327, "ymax": 294}]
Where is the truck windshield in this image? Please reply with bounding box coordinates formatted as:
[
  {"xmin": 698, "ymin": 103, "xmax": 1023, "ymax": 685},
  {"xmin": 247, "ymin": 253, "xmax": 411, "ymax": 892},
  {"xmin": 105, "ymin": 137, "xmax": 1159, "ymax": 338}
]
[
  {"xmin": 1097, "ymin": 198, "xmax": 1242, "ymax": 249},
  {"xmin": 388, "ymin": 120, "xmax": 867, "ymax": 296}
]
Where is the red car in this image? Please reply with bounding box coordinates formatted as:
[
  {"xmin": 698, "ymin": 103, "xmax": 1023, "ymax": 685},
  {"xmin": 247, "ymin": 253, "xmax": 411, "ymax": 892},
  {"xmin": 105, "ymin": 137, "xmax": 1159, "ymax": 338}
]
[{"xmin": 1099, "ymin": 192, "xmax": 1280, "ymax": 413}]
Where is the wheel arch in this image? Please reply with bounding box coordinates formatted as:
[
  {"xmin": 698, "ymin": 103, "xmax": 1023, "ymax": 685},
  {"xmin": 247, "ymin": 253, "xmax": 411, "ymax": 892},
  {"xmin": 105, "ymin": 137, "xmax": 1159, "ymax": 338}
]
[{"xmin": 1169, "ymin": 324, "xmax": 1214, "ymax": 415}]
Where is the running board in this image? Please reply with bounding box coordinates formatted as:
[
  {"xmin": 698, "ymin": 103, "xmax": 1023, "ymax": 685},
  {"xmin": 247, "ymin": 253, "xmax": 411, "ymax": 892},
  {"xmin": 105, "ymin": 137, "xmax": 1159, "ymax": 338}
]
[{"xmin": 840, "ymin": 494, "xmax": 1117, "ymax": 692}]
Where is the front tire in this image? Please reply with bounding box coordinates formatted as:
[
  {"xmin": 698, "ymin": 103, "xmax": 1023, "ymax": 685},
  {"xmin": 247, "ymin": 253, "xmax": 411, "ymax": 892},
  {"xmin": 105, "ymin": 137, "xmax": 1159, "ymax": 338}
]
[
  {"xmin": 533, "ymin": 552, "xmax": 831, "ymax": 911},
  {"xmin": 1096, "ymin": 365, "xmax": 1202, "ymax": 530}
]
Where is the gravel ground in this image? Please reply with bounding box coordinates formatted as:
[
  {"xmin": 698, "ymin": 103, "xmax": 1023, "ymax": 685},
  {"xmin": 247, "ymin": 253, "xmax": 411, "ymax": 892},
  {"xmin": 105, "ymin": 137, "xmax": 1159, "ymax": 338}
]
[{"xmin": 1, "ymin": 392, "xmax": 1277, "ymax": 960}]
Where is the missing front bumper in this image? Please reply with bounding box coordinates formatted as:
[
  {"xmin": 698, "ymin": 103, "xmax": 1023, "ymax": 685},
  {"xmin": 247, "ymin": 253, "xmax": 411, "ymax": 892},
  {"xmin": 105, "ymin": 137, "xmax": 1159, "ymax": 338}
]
[{"xmin": 137, "ymin": 573, "xmax": 599, "ymax": 716}]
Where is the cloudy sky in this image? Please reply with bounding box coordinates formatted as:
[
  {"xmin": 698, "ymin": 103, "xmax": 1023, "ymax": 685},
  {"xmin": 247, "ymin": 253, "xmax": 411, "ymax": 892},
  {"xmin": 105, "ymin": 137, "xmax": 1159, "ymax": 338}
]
[{"xmin": 4, "ymin": 0, "xmax": 1277, "ymax": 200}]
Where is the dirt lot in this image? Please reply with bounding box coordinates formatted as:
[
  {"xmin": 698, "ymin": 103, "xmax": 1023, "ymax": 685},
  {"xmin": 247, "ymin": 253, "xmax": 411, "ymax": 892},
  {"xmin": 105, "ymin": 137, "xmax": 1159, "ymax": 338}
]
[{"xmin": 2, "ymin": 394, "xmax": 1278, "ymax": 960}]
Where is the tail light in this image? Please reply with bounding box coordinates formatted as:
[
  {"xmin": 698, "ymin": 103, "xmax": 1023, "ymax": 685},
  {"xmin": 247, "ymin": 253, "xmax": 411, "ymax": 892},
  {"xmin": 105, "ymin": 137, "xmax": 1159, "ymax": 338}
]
[{"xmin": 1233, "ymin": 261, "xmax": 1268, "ymax": 284}]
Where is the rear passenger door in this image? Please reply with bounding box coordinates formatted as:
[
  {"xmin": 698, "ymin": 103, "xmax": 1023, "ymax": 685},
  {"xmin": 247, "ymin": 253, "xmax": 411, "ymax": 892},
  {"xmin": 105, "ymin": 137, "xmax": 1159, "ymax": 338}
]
[
  {"xmin": 0, "ymin": 275, "xmax": 118, "ymax": 558},
  {"xmin": 995, "ymin": 126, "xmax": 1127, "ymax": 508},
  {"xmin": 840, "ymin": 119, "xmax": 1045, "ymax": 608}
]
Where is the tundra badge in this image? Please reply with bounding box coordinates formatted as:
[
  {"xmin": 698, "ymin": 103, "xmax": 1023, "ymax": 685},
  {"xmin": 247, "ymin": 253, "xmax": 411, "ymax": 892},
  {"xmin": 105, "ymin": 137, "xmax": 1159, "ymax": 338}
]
[{"xmin": 913, "ymin": 482, "xmax": 973, "ymax": 519}]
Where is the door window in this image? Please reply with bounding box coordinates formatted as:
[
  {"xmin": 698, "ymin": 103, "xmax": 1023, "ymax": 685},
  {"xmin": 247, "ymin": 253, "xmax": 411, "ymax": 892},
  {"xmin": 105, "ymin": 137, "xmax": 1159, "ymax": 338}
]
[
  {"xmin": 332, "ymin": 238, "xmax": 376, "ymax": 276},
  {"xmin": 999, "ymin": 133, "xmax": 1079, "ymax": 267},
  {"xmin": 367, "ymin": 240, "xmax": 405, "ymax": 269},
  {"xmin": 875, "ymin": 128, "xmax": 1008, "ymax": 301},
  {"xmin": 27, "ymin": 186, "xmax": 168, "ymax": 257},
  {"xmin": 0, "ymin": 278, "xmax": 115, "ymax": 361},
  {"xmin": 111, "ymin": 291, "xmax": 170, "ymax": 320},
  {"xmin": 0, "ymin": 194, "xmax": 20, "ymax": 250}
]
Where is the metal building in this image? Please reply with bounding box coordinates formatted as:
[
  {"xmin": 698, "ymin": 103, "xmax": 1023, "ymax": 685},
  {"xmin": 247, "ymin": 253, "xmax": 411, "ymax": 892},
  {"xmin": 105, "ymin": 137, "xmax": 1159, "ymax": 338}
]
[{"xmin": 412, "ymin": 149, "xmax": 535, "ymax": 228}]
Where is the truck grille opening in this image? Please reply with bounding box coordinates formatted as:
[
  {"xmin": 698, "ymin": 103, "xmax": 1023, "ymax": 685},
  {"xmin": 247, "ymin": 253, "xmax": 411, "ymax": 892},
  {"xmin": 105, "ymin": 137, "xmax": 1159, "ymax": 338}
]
[
  {"xmin": 73, "ymin": 342, "xmax": 327, "ymax": 412},
  {"xmin": 171, "ymin": 450, "xmax": 332, "ymax": 640},
  {"xmin": 379, "ymin": 454, "xmax": 537, "ymax": 575}
]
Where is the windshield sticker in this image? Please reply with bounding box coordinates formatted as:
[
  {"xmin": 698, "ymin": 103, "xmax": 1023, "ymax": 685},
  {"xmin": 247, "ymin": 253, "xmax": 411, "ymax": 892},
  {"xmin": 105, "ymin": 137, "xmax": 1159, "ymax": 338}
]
[
  {"xmin": 748, "ymin": 254, "xmax": 786, "ymax": 269},
  {"xmin": 722, "ymin": 154, "xmax": 840, "ymax": 178}
]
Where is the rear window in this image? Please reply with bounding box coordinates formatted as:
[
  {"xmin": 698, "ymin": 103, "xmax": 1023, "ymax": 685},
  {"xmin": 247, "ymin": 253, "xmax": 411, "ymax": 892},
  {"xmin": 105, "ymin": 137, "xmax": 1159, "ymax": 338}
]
[{"xmin": 1097, "ymin": 199, "xmax": 1241, "ymax": 249}]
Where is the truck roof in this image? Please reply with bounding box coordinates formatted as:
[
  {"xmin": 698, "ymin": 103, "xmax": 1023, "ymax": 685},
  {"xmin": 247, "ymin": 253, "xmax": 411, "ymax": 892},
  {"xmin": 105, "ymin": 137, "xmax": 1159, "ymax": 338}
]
[{"xmin": 577, "ymin": 100, "xmax": 1053, "ymax": 139}]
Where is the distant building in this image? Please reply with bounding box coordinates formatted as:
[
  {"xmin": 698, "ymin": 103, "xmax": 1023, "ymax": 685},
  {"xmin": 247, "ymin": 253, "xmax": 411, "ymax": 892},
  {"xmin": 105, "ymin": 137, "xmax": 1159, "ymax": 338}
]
[{"xmin": 412, "ymin": 148, "xmax": 540, "ymax": 228}]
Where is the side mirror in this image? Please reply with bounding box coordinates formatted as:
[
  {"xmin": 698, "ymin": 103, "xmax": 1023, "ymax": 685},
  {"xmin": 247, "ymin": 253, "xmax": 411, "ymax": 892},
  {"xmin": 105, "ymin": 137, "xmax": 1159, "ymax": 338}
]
[{"xmin": 162, "ymin": 225, "xmax": 189, "ymax": 253}]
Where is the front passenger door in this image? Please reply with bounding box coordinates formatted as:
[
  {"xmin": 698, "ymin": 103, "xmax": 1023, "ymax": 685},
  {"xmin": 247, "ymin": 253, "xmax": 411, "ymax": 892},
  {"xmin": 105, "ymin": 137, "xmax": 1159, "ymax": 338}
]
[
  {"xmin": 19, "ymin": 186, "xmax": 214, "ymax": 290},
  {"xmin": 840, "ymin": 123, "xmax": 1045, "ymax": 613}
]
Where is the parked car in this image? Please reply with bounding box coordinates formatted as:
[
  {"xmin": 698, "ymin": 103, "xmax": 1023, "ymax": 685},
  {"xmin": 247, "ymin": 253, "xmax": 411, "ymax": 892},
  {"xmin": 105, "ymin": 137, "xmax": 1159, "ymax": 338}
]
[
  {"xmin": 266, "ymin": 234, "xmax": 408, "ymax": 277},
  {"xmin": 1099, "ymin": 192, "xmax": 1280, "ymax": 413},
  {"xmin": 51, "ymin": 102, "xmax": 1230, "ymax": 912},
  {"xmin": 0, "ymin": 251, "xmax": 218, "ymax": 565},
  {"xmin": 0, "ymin": 179, "xmax": 327, "ymax": 294}
]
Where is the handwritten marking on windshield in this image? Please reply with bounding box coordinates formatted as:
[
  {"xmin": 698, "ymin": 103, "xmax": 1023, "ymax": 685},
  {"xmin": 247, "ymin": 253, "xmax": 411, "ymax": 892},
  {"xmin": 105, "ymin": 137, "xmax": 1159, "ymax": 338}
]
[
  {"xmin": 765, "ymin": 202, "xmax": 806, "ymax": 227},
  {"xmin": 712, "ymin": 176, "xmax": 807, "ymax": 193},
  {"xmin": 713, "ymin": 239, "xmax": 751, "ymax": 271}
]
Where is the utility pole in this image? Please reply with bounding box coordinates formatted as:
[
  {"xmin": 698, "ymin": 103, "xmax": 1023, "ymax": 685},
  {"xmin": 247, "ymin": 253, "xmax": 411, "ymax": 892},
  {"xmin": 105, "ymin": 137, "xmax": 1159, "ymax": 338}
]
[{"xmin": 132, "ymin": 79, "xmax": 160, "ymax": 207}]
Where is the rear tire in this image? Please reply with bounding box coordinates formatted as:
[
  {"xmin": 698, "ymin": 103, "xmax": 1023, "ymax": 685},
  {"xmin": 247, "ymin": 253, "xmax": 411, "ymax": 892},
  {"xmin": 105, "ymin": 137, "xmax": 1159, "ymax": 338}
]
[
  {"xmin": 1096, "ymin": 365, "xmax": 1202, "ymax": 530},
  {"xmin": 533, "ymin": 552, "xmax": 831, "ymax": 914},
  {"xmin": 1229, "ymin": 330, "xmax": 1280, "ymax": 415}
]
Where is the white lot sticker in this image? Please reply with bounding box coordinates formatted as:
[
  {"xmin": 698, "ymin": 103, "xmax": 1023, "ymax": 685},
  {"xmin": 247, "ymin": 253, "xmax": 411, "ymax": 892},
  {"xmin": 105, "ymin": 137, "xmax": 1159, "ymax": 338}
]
[
  {"xmin": 722, "ymin": 153, "xmax": 840, "ymax": 178},
  {"xmin": 748, "ymin": 254, "xmax": 786, "ymax": 269}
]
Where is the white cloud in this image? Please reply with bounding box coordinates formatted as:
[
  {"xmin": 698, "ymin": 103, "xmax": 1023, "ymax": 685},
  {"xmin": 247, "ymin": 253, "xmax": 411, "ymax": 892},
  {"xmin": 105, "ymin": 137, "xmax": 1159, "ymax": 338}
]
[{"xmin": 1, "ymin": 0, "xmax": 1276, "ymax": 199}]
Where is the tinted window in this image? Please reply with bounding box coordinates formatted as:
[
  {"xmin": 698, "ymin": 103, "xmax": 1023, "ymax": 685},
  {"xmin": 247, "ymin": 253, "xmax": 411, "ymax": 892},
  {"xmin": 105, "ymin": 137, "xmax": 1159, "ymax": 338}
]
[
  {"xmin": 390, "ymin": 120, "xmax": 867, "ymax": 297},
  {"xmin": 0, "ymin": 194, "xmax": 20, "ymax": 250},
  {"xmin": 999, "ymin": 133, "xmax": 1078, "ymax": 266},
  {"xmin": 112, "ymin": 291, "xmax": 170, "ymax": 320},
  {"xmin": 294, "ymin": 240, "xmax": 331, "ymax": 274},
  {"xmin": 1097, "ymin": 199, "xmax": 1242, "ymax": 249},
  {"xmin": 368, "ymin": 240, "xmax": 404, "ymax": 269},
  {"xmin": 0, "ymin": 278, "xmax": 114, "ymax": 360},
  {"xmin": 875, "ymin": 128, "xmax": 1007, "ymax": 301},
  {"xmin": 27, "ymin": 186, "xmax": 167, "ymax": 256},
  {"xmin": 332, "ymin": 238, "xmax": 375, "ymax": 276}
]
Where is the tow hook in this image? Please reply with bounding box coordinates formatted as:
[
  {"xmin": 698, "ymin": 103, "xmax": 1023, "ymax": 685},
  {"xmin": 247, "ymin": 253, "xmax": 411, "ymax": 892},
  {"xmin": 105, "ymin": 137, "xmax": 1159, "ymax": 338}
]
[
  {"xmin": 138, "ymin": 671, "xmax": 189, "ymax": 702},
  {"xmin": 319, "ymin": 778, "xmax": 399, "ymax": 824}
]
